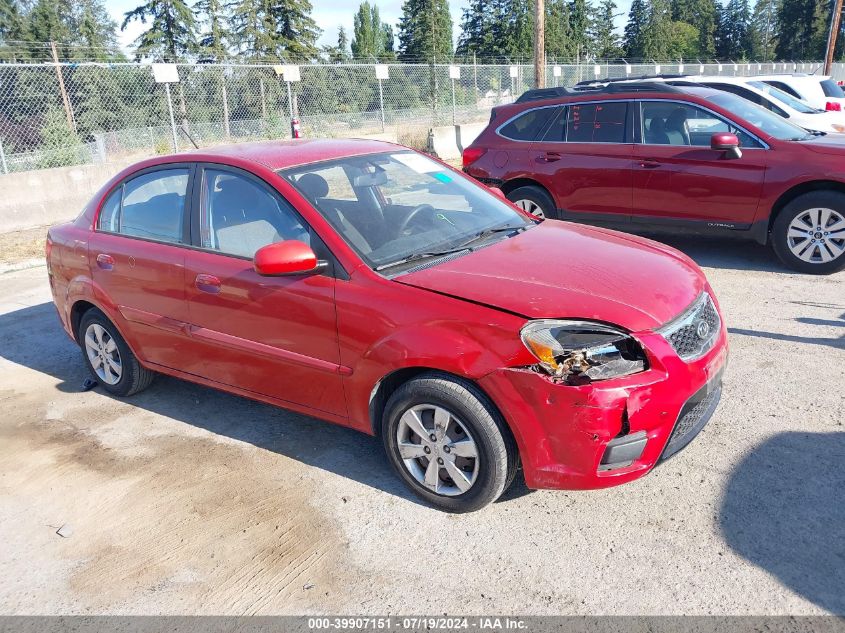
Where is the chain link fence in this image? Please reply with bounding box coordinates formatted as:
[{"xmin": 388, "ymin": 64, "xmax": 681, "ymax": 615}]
[{"xmin": 0, "ymin": 59, "xmax": 841, "ymax": 175}]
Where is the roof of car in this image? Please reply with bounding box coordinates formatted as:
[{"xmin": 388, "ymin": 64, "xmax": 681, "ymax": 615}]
[{"xmin": 185, "ymin": 138, "xmax": 401, "ymax": 170}]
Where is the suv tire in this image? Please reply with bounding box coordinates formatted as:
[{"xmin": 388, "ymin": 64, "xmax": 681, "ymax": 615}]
[
  {"xmin": 772, "ymin": 191, "xmax": 845, "ymax": 274},
  {"xmin": 506, "ymin": 185, "xmax": 557, "ymax": 220}
]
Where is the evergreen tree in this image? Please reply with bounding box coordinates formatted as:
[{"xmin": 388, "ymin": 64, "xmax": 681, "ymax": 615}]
[
  {"xmin": 642, "ymin": 0, "xmax": 674, "ymax": 59},
  {"xmin": 397, "ymin": 0, "xmax": 453, "ymax": 62},
  {"xmin": 717, "ymin": 0, "xmax": 752, "ymax": 58},
  {"xmin": 545, "ymin": 0, "xmax": 575, "ymax": 59},
  {"xmin": 0, "ymin": 0, "xmax": 27, "ymax": 43},
  {"xmin": 122, "ymin": 0, "xmax": 197, "ymax": 60},
  {"xmin": 624, "ymin": 0, "xmax": 649, "ymax": 57},
  {"xmin": 194, "ymin": 0, "xmax": 229, "ymax": 59},
  {"xmin": 323, "ymin": 25, "xmax": 350, "ymax": 61},
  {"xmin": 749, "ymin": 0, "xmax": 778, "ymax": 58},
  {"xmin": 456, "ymin": 0, "xmax": 490, "ymax": 56},
  {"xmin": 75, "ymin": 0, "xmax": 120, "ymax": 59},
  {"xmin": 351, "ymin": 1, "xmax": 392, "ymax": 60},
  {"xmin": 672, "ymin": 0, "xmax": 717, "ymax": 56},
  {"xmin": 591, "ymin": 0, "xmax": 621, "ymax": 58},
  {"xmin": 570, "ymin": 0, "xmax": 593, "ymax": 59},
  {"xmin": 28, "ymin": 0, "xmax": 72, "ymax": 56},
  {"xmin": 229, "ymin": 0, "xmax": 320, "ymax": 61}
]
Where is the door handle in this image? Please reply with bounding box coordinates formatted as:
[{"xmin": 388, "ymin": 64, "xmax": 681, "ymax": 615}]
[
  {"xmin": 640, "ymin": 159, "xmax": 661, "ymax": 169},
  {"xmin": 195, "ymin": 273, "xmax": 221, "ymax": 294},
  {"xmin": 96, "ymin": 253, "xmax": 114, "ymax": 270},
  {"xmin": 538, "ymin": 152, "xmax": 562, "ymax": 163}
]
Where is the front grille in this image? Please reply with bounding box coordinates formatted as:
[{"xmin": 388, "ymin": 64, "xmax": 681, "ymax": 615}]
[
  {"xmin": 658, "ymin": 293, "xmax": 721, "ymax": 362},
  {"xmin": 660, "ymin": 380, "xmax": 722, "ymax": 461}
]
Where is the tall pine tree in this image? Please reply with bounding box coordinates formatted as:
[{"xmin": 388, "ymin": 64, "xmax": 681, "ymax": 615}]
[
  {"xmin": 122, "ymin": 0, "xmax": 197, "ymax": 60},
  {"xmin": 229, "ymin": 0, "xmax": 320, "ymax": 60},
  {"xmin": 194, "ymin": 0, "xmax": 229, "ymax": 59},
  {"xmin": 397, "ymin": 0, "xmax": 453, "ymax": 61},
  {"xmin": 749, "ymin": 0, "xmax": 778, "ymax": 59},
  {"xmin": 624, "ymin": 0, "xmax": 648, "ymax": 57},
  {"xmin": 591, "ymin": 0, "xmax": 621, "ymax": 58},
  {"xmin": 351, "ymin": 1, "xmax": 393, "ymax": 59}
]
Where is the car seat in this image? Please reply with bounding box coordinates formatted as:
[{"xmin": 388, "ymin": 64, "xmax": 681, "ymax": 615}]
[
  {"xmin": 295, "ymin": 173, "xmax": 373, "ymax": 254},
  {"xmin": 646, "ymin": 117, "xmax": 670, "ymax": 145},
  {"xmin": 665, "ymin": 108, "xmax": 691, "ymax": 145},
  {"xmin": 212, "ymin": 176, "xmax": 286, "ymax": 258}
]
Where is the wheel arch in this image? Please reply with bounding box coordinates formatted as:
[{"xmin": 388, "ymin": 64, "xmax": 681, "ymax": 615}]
[
  {"xmin": 769, "ymin": 180, "xmax": 845, "ymax": 233},
  {"xmin": 69, "ymin": 299, "xmax": 99, "ymax": 344},
  {"xmin": 368, "ymin": 367, "xmax": 519, "ymax": 455},
  {"xmin": 499, "ymin": 177, "xmax": 553, "ymax": 200}
]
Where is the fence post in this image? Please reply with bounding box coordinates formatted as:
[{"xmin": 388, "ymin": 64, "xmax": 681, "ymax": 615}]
[
  {"xmin": 259, "ymin": 78, "xmax": 267, "ymax": 120},
  {"xmin": 0, "ymin": 138, "xmax": 7, "ymax": 174},
  {"xmin": 94, "ymin": 133, "xmax": 107, "ymax": 163},
  {"xmin": 164, "ymin": 83, "xmax": 179, "ymax": 152},
  {"xmin": 222, "ymin": 77, "xmax": 231, "ymax": 138}
]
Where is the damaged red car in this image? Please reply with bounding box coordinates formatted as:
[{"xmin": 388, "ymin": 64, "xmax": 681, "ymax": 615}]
[{"xmin": 46, "ymin": 139, "xmax": 728, "ymax": 512}]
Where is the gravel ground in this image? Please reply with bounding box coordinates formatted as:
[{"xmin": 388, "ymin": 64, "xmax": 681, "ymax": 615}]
[{"xmin": 0, "ymin": 235, "xmax": 842, "ymax": 616}]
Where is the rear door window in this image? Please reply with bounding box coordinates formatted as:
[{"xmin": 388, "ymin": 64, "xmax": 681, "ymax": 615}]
[
  {"xmin": 566, "ymin": 102, "xmax": 627, "ymax": 143},
  {"xmin": 97, "ymin": 168, "xmax": 190, "ymax": 244},
  {"xmin": 764, "ymin": 81, "xmax": 803, "ymax": 99},
  {"xmin": 498, "ymin": 108, "xmax": 555, "ymax": 141}
]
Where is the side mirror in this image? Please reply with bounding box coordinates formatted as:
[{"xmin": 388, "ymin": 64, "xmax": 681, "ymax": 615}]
[
  {"xmin": 253, "ymin": 240, "xmax": 324, "ymax": 276},
  {"xmin": 488, "ymin": 185, "xmax": 507, "ymax": 200},
  {"xmin": 711, "ymin": 132, "xmax": 742, "ymax": 159}
]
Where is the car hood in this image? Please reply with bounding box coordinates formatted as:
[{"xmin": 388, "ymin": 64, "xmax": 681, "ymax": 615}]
[
  {"xmin": 395, "ymin": 221, "xmax": 706, "ymax": 332},
  {"xmin": 800, "ymin": 134, "xmax": 845, "ymax": 154}
]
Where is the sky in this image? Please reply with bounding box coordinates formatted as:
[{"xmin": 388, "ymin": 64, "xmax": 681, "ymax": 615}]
[{"xmin": 107, "ymin": 0, "xmax": 631, "ymax": 54}]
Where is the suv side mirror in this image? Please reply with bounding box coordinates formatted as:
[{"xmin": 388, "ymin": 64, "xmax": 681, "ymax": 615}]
[
  {"xmin": 253, "ymin": 240, "xmax": 325, "ymax": 276},
  {"xmin": 711, "ymin": 133, "xmax": 742, "ymax": 159}
]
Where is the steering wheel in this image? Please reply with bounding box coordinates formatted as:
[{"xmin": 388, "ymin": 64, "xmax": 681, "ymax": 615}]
[{"xmin": 398, "ymin": 204, "xmax": 437, "ymax": 235}]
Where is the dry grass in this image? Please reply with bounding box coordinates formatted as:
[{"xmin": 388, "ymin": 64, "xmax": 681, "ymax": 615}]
[{"xmin": 0, "ymin": 226, "xmax": 48, "ymax": 265}]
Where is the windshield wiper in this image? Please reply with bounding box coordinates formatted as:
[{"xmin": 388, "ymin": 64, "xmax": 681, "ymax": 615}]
[{"xmin": 374, "ymin": 224, "xmax": 528, "ymax": 272}]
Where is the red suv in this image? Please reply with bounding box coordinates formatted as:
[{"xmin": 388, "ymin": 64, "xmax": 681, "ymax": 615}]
[
  {"xmin": 47, "ymin": 140, "xmax": 727, "ymax": 512},
  {"xmin": 463, "ymin": 82, "xmax": 845, "ymax": 274}
]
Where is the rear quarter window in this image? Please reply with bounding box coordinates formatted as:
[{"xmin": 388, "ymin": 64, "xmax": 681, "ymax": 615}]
[
  {"xmin": 821, "ymin": 79, "xmax": 844, "ymax": 98},
  {"xmin": 567, "ymin": 102, "xmax": 627, "ymax": 143},
  {"xmin": 498, "ymin": 108, "xmax": 555, "ymax": 141}
]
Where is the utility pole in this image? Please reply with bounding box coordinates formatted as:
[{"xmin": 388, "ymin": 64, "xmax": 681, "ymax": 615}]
[
  {"xmin": 50, "ymin": 41, "xmax": 76, "ymax": 133},
  {"xmin": 825, "ymin": 0, "xmax": 844, "ymax": 74},
  {"xmin": 534, "ymin": 0, "xmax": 545, "ymax": 88}
]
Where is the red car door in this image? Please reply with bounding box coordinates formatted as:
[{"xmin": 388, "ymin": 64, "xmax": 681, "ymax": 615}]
[
  {"xmin": 88, "ymin": 166, "xmax": 193, "ymax": 370},
  {"xmin": 631, "ymin": 100, "xmax": 767, "ymax": 227},
  {"xmin": 528, "ymin": 100, "xmax": 633, "ymax": 220},
  {"xmin": 181, "ymin": 166, "xmax": 347, "ymax": 418}
]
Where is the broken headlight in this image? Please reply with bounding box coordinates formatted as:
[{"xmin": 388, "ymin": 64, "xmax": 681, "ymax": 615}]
[{"xmin": 520, "ymin": 320, "xmax": 647, "ymax": 383}]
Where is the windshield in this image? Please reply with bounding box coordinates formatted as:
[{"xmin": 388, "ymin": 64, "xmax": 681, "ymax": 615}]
[
  {"xmin": 707, "ymin": 92, "xmax": 815, "ymax": 141},
  {"xmin": 281, "ymin": 152, "xmax": 533, "ymax": 271},
  {"xmin": 748, "ymin": 81, "xmax": 819, "ymax": 114}
]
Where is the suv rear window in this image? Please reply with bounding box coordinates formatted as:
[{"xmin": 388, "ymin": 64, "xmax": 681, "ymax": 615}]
[
  {"xmin": 820, "ymin": 79, "xmax": 845, "ymax": 98},
  {"xmin": 498, "ymin": 108, "xmax": 555, "ymax": 141},
  {"xmin": 566, "ymin": 102, "xmax": 627, "ymax": 143}
]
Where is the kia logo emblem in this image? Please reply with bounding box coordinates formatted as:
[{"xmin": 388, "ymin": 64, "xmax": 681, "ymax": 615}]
[{"xmin": 696, "ymin": 320, "xmax": 711, "ymax": 339}]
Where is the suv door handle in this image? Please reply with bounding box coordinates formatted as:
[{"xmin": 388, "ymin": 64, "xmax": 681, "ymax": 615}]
[
  {"xmin": 538, "ymin": 151, "xmax": 562, "ymax": 163},
  {"xmin": 96, "ymin": 253, "xmax": 114, "ymax": 270},
  {"xmin": 640, "ymin": 159, "xmax": 661, "ymax": 169},
  {"xmin": 195, "ymin": 274, "xmax": 221, "ymax": 294}
]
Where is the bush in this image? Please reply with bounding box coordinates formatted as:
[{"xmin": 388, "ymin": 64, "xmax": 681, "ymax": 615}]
[{"xmin": 36, "ymin": 109, "xmax": 84, "ymax": 169}]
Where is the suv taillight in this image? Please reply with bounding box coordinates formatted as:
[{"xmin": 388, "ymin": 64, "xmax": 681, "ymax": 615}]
[
  {"xmin": 462, "ymin": 147, "xmax": 486, "ymax": 168},
  {"xmin": 45, "ymin": 235, "xmax": 53, "ymax": 273},
  {"xmin": 826, "ymin": 101, "xmax": 842, "ymax": 111}
]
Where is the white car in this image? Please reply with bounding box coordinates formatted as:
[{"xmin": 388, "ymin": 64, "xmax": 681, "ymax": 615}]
[
  {"xmin": 676, "ymin": 75, "xmax": 845, "ymax": 135},
  {"xmin": 755, "ymin": 74, "xmax": 845, "ymax": 112}
]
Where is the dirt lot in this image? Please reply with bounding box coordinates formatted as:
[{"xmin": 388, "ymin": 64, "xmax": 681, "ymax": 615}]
[{"xmin": 0, "ymin": 235, "xmax": 843, "ymax": 615}]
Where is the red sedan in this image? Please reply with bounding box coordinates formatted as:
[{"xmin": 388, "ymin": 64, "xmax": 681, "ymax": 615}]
[{"xmin": 46, "ymin": 139, "xmax": 728, "ymax": 512}]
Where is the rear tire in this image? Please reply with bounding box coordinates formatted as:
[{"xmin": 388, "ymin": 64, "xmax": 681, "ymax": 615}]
[
  {"xmin": 78, "ymin": 309, "xmax": 155, "ymax": 397},
  {"xmin": 382, "ymin": 372, "xmax": 517, "ymax": 513},
  {"xmin": 506, "ymin": 185, "xmax": 557, "ymax": 220},
  {"xmin": 771, "ymin": 192, "xmax": 845, "ymax": 274}
]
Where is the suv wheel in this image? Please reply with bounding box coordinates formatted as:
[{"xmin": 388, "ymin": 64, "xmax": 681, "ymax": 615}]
[
  {"xmin": 506, "ymin": 185, "xmax": 556, "ymax": 220},
  {"xmin": 382, "ymin": 373, "xmax": 517, "ymax": 513},
  {"xmin": 79, "ymin": 309, "xmax": 156, "ymax": 397},
  {"xmin": 772, "ymin": 192, "xmax": 845, "ymax": 274}
]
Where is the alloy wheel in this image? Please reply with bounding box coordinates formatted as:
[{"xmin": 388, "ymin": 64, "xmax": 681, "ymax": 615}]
[
  {"xmin": 513, "ymin": 199, "xmax": 546, "ymax": 219},
  {"xmin": 395, "ymin": 404, "xmax": 480, "ymax": 496},
  {"xmin": 84, "ymin": 323, "xmax": 122, "ymax": 385},
  {"xmin": 786, "ymin": 207, "xmax": 845, "ymax": 264}
]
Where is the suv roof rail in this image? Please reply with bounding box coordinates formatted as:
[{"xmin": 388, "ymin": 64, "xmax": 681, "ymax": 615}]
[
  {"xmin": 513, "ymin": 80, "xmax": 688, "ymax": 104},
  {"xmin": 575, "ymin": 73, "xmax": 688, "ymax": 87},
  {"xmin": 514, "ymin": 86, "xmax": 576, "ymax": 103}
]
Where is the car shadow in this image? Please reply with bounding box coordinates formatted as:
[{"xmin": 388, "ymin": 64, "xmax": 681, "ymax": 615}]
[
  {"xmin": 628, "ymin": 233, "xmax": 789, "ymax": 273},
  {"xmin": 0, "ymin": 302, "xmax": 526, "ymax": 508},
  {"xmin": 720, "ymin": 432, "xmax": 845, "ymax": 614}
]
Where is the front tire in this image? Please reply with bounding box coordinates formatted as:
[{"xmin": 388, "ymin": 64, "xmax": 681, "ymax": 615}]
[
  {"xmin": 78, "ymin": 309, "xmax": 155, "ymax": 397},
  {"xmin": 771, "ymin": 192, "xmax": 845, "ymax": 274},
  {"xmin": 506, "ymin": 185, "xmax": 557, "ymax": 220},
  {"xmin": 382, "ymin": 373, "xmax": 517, "ymax": 513}
]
